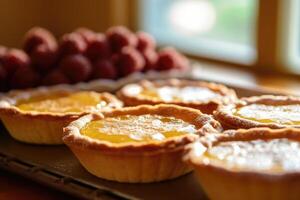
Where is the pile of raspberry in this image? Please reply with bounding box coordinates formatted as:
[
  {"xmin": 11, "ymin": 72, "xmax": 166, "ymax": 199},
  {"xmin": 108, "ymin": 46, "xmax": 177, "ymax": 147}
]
[{"xmin": 0, "ymin": 26, "xmax": 189, "ymax": 92}]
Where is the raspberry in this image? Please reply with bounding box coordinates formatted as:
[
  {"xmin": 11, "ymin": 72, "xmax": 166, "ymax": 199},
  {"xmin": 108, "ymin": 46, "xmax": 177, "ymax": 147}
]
[
  {"xmin": 106, "ymin": 26, "xmax": 137, "ymax": 52},
  {"xmin": 10, "ymin": 66, "xmax": 40, "ymax": 89},
  {"xmin": 110, "ymin": 53, "xmax": 120, "ymax": 65},
  {"xmin": 42, "ymin": 69, "xmax": 70, "ymax": 86},
  {"xmin": 75, "ymin": 27, "xmax": 95, "ymax": 44},
  {"xmin": 30, "ymin": 44, "xmax": 58, "ymax": 72},
  {"xmin": 0, "ymin": 64, "xmax": 7, "ymax": 91},
  {"xmin": 91, "ymin": 59, "xmax": 117, "ymax": 80},
  {"xmin": 156, "ymin": 47, "xmax": 189, "ymax": 71},
  {"xmin": 58, "ymin": 33, "xmax": 87, "ymax": 57},
  {"xmin": 2, "ymin": 49, "xmax": 30, "ymax": 77},
  {"xmin": 136, "ymin": 31, "xmax": 156, "ymax": 52},
  {"xmin": 23, "ymin": 27, "xmax": 57, "ymax": 54},
  {"xmin": 170, "ymin": 49, "xmax": 189, "ymax": 71},
  {"xmin": 85, "ymin": 33, "xmax": 111, "ymax": 61},
  {"xmin": 156, "ymin": 51, "xmax": 175, "ymax": 71},
  {"xmin": 116, "ymin": 47, "xmax": 145, "ymax": 77},
  {"xmin": 141, "ymin": 49, "xmax": 158, "ymax": 71},
  {"xmin": 59, "ymin": 54, "xmax": 92, "ymax": 83},
  {"xmin": 0, "ymin": 64, "xmax": 7, "ymax": 81}
]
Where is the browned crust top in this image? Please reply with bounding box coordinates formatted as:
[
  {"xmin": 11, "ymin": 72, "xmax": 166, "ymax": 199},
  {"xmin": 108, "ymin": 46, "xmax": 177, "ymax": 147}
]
[
  {"xmin": 214, "ymin": 95, "xmax": 300, "ymax": 129},
  {"xmin": 62, "ymin": 104, "xmax": 223, "ymax": 154}
]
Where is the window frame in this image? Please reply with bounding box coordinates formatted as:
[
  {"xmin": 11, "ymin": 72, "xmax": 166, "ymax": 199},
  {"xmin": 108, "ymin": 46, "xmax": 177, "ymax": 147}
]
[
  {"xmin": 138, "ymin": 0, "xmax": 257, "ymax": 66},
  {"xmin": 277, "ymin": 0, "xmax": 300, "ymax": 73},
  {"xmin": 116, "ymin": 0, "xmax": 300, "ymax": 76}
]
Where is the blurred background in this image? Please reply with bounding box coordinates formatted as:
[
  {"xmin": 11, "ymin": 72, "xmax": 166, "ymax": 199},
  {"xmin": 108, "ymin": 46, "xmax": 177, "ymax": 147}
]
[
  {"xmin": 0, "ymin": 0, "xmax": 299, "ymax": 78},
  {"xmin": 0, "ymin": 1, "xmax": 300, "ymax": 198}
]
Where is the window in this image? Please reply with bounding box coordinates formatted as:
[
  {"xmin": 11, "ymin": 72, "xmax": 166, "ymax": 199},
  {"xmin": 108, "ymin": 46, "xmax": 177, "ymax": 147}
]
[
  {"xmin": 279, "ymin": 0, "xmax": 300, "ymax": 72},
  {"xmin": 139, "ymin": 0, "xmax": 258, "ymax": 65}
]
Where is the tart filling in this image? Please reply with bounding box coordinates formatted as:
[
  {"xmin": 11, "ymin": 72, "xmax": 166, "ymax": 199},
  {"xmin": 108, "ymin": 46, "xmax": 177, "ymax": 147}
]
[
  {"xmin": 204, "ymin": 138, "xmax": 300, "ymax": 173},
  {"xmin": 16, "ymin": 91, "xmax": 110, "ymax": 114},
  {"xmin": 81, "ymin": 114, "xmax": 197, "ymax": 143},
  {"xmin": 214, "ymin": 95, "xmax": 300, "ymax": 129},
  {"xmin": 130, "ymin": 85, "xmax": 221, "ymax": 102},
  {"xmin": 117, "ymin": 79, "xmax": 237, "ymax": 114},
  {"xmin": 234, "ymin": 104, "xmax": 300, "ymax": 125}
]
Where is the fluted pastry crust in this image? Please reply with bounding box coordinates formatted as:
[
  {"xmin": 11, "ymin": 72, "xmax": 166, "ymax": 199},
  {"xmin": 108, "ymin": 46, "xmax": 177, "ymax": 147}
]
[
  {"xmin": 0, "ymin": 85, "xmax": 123, "ymax": 144},
  {"xmin": 63, "ymin": 104, "xmax": 223, "ymax": 182},
  {"xmin": 185, "ymin": 127, "xmax": 300, "ymax": 200}
]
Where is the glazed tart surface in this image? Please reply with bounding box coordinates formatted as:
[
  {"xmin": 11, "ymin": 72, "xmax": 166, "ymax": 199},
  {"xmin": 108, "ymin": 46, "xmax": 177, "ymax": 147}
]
[
  {"xmin": 63, "ymin": 104, "xmax": 222, "ymax": 183},
  {"xmin": 16, "ymin": 91, "xmax": 115, "ymax": 114},
  {"xmin": 234, "ymin": 104, "xmax": 300, "ymax": 125},
  {"xmin": 0, "ymin": 86, "xmax": 123, "ymax": 144},
  {"xmin": 185, "ymin": 128, "xmax": 300, "ymax": 200},
  {"xmin": 136, "ymin": 85, "xmax": 221, "ymax": 102},
  {"xmin": 9, "ymin": 89, "xmax": 122, "ymax": 115},
  {"xmin": 204, "ymin": 138, "xmax": 300, "ymax": 173},
  {"xmin": 81, "ymin": 114, "xmax": 197, "ymax": 144},
  {"xmin": 117, "ymin": 79, "xmax": 237, "ymax": 114},
  {"xmin": 215, "ymin": 95, "xmax": 300, "ymax": 129}
]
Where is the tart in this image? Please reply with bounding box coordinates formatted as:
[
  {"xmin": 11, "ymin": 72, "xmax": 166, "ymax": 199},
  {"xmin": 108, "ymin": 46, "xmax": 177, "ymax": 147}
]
[
  {"xmin": 117, "ymin": 79, "xmax": 237, "ymax": 114},
  {"xmin": 214, "ymin": 95, "xmax": 300, "ymax": 129},
  {"xmin": 185, "ymin": 127, "xmax": 300, "ymax": 200},
  {"xmin": 0, "ymin": 86, "xmax": 123, "ymax": 144},
  {"xmin": 63, "ymin": 104, "xmax": 222, "ymax": 183}
]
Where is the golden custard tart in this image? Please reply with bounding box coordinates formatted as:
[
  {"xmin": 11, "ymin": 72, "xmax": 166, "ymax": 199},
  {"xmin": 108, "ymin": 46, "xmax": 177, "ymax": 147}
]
[
  {"xmin": 0, "ymin": 87, "xmax": 122, "ymax": 144},
  {"xmin": 185, "ymin": 128, "xmax": 300, "ymax": 200},
  {"xmin": 214, "ymin": 95, "xmax": 300, "ymax": 129},
  {"xmin": 62, "ymin": 104, "xmax": 223, "ymax": 183},
  {"xmin": 117, "ymin": 79, "xmax": 237, "ymax": 114}
]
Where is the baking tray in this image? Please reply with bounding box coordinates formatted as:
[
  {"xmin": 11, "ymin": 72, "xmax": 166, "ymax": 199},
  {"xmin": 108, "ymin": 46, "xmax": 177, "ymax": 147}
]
[{"xmin": 0, "ymin": 80, "xmax": 280, "ymax": 200}]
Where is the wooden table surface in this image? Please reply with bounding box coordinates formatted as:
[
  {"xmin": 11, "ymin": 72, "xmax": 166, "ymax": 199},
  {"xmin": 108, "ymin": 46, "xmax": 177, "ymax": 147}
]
[
  {"xmin": 0, "ymin": 171, "xmax": 79, "ymax": 200},
  {"xmin": 2, "ymin": 63, "xmax": 300, "ymax": 200}
]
